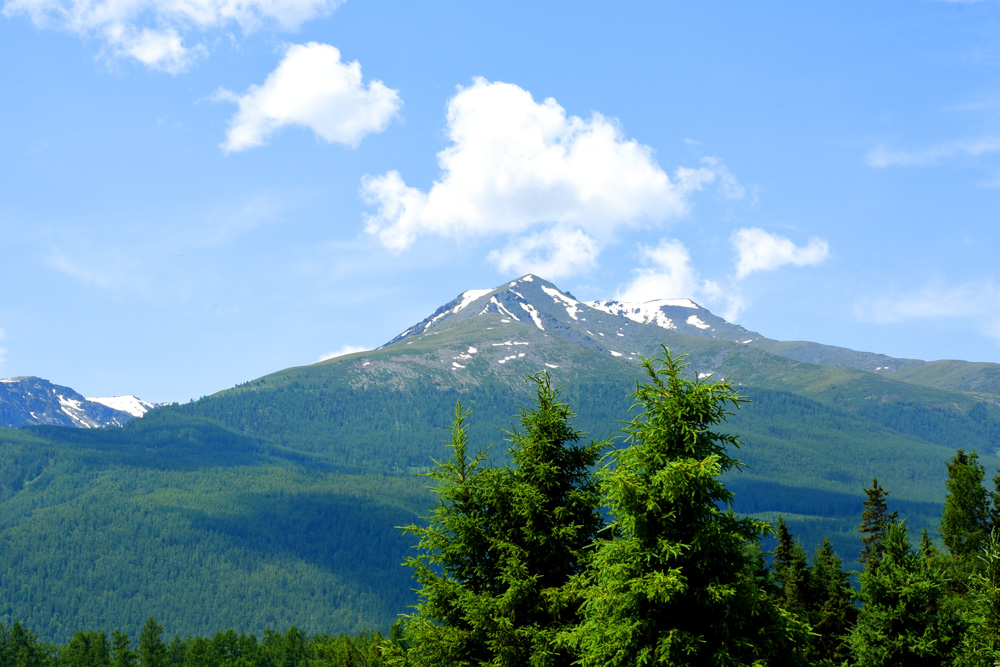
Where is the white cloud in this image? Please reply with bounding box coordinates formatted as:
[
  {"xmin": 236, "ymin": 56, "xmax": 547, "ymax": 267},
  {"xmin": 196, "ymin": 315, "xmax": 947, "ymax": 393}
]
[
  {"xmin": 617, "ymin": 239, "xmax": 707, "ymax": 302},
  {"xmin": 867, "ymin": 136, "xmax": 1000, "ymax": 168},
  {"xmin": 487, "ymin": 227, "xmax": 600, "ymax": 280},
  {"xmin": 731, "ymin": 227, "xmax": 829, "ymax": 280},
  {"xmin": 855, "ymin": 280, "xmax": 1000, "ymax": 344},
  {"xmin": 319, "ymin": 344, "xmax": 369, "ymax": 362},
  {"xmin": 217, "ymin": 42, "xmax": 401, "ymax": 152},
  {"xmin": 615, "ymin": 238, "xmax": 745, "ymax": 321},
  {"xmin": 2, "ymin": 0, "xmax": 343, "ymax": 71},
  {"xmin": 362, "ymin": 78, "xmax": 738, "ymax": 277}
]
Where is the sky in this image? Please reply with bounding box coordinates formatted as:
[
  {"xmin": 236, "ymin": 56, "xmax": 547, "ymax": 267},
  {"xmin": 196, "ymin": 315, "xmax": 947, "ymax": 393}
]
[{"xmin": 2, "ymin": 1, "xmax": 1000, "ymax": 403}]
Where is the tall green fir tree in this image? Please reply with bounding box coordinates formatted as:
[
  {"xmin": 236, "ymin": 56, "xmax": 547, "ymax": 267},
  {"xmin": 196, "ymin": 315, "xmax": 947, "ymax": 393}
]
[
  {"xmin": 859, "ymin": 478, "xmax": 898, "ymax": 570},
  {"xmin": 138, "ymin": 618, "xmax": 166, "ymax": 667},
  {"xmin": 955, "ymin": 529, "xmax": 1000, "ymax": 666},
  {"xmin": 807, "ymin": 538, "xmax": 857, "ymax": 667},
  {"xmin": 386, "ymin": 373, "xmax": 604, "ymax": 667},
  {"xmin": 849, "ymin": 521, "xmax": 964, "ymax": 667},
  {"xmin": 941, "ymin": 449, "xmax": 990, "ymax": 562},
  {"xmin": 567, "ymin": 348, "xmax": 809, "ymax": 667}
]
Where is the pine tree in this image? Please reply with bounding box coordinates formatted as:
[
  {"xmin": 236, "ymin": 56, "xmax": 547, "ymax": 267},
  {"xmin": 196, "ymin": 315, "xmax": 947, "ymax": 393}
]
[
  {"xmin": 568, "ymin": 348, "xmax": 808, "ymax": 667},
  {"xmin": 859, "ymin": 478, "xmax": 897, "ymax": 570},
  {"xmin": 388, "ymin": 375, "xmax": 603, "ymax": 667},
  {"xmin": 941, "ymin": 449, "xmax": 990, "ymax": 561}
]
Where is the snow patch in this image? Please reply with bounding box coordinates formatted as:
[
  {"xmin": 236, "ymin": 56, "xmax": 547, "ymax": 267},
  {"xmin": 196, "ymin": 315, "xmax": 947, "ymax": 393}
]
[
  {"xmin": 483, "ymin": 296, "xmax": 521, "ymax": 321},
  {"xmin": 545, "ymin": 363, "xmax": 559, "ymax": 368},
  {"xmin": 588, "ymin": 300, "xmax": 677, "ymax": 330},
  {"xmin": 88, "ymin": 395, "xmax": 155, "ymax": 418},
  {"xmin": 452, "ymin": 362, "xmax": 466, "ymax": 369},
  {"xmin": 686, "ymin": 315, "xmax": 711, "ymax": 330},
  {"xmin": 467, "ymin": 347, "xmax": 478, "ymax": 354},
  {"xmin": 610, "ymin": 351, "xmax": 623, "ymax": 357},
  {"xmin": 541, "ymin": 285, "xmax": 581, "ymax": 321},
  {"xmin": 520, "ymin": 302, "xmax": 545, "ymax": 330},
  {"xmin": 454, "ymin": 289, "xmax": 493, "ymax": 314}
]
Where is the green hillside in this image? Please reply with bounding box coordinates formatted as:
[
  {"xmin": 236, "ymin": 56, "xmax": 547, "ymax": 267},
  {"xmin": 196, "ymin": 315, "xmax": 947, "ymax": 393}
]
[{"xmin": 3, "ymin": 277, "xmax": 1000, "ymax": 642}]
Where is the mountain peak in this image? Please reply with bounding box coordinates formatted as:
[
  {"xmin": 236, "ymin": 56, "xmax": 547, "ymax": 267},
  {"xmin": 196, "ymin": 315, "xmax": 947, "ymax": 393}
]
[{"xmin": 378, "ymin": 275, "xmax": 760, "ymax": 355}]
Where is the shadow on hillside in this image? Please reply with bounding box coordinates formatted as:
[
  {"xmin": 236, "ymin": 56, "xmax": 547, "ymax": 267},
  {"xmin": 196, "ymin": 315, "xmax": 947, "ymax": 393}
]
[{"xmin": 182, "ymin": 489, "xmax": 420, "ymax": 607}]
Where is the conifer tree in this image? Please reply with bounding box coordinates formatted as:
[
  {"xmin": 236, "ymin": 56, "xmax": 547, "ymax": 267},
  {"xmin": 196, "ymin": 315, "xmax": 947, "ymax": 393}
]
[
  {"xmin": 568, "ymin": 348, "xmax": 808, "ymax": 667},
  {"xmin": 63, "ymin": 631, "xmax": 111, "ymax": 667},
  {"xmin": 388, "ymin": 374, "xmax": 603, "ymax": 667},
  {"xmin": 808, "ymin": 538, "xmax": 856, "ymax": 666},
  {"xmin": 859, "ymin": 478, "xmax": 897, "ymax": 570},
  {"xmin": 955, "ymin": 529, "xmax": 1000, "ymax": 666},
  {"xmin": 941, "ymin": 449, "xmax": 990, "ymax": 561},
  {"xmin": 849, "ymin": 521, "xmax": 963, "ymax": 666},
  {"xmin": 772, "ymin": 517, "xmax": 811, "ymax": 617},
  {"xmin": 138, "ymin": 618, "xmax": 166, "ymax": 667},
  {"xmin": 111, "ymin": 632, "xmax": 137, "ymax": 667}
]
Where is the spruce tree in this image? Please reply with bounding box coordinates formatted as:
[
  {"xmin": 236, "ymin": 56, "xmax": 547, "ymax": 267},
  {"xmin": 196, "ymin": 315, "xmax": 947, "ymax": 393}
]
[
  {"xmin": 138, "ymin": 619, "xmax": 166, "ymax": 667},
  {"xmin": 111, "ymin": 632, "xmax": 137, "ymax": 667},
  {"xmin": 568, "ymin": 348, "xmax": 808, "ymax": 667},
  {"xmin": 808, "ymin": 538, "xmax": 856, "ymax": 666},
  {"xmin": 859, "ymin": 478, "xmax": 897, "ymax": 570},
  {"xmin": 388, "ymin": 374, "xmax": 603, "ymax": 667},
  {"xmin": 849, "ymin": 521, "xmax": 963, "ymax": 666},
  {"xmin": 955, "ymin": 529, "xmax": 1000, "ymax": 666},
  {"xmin": 772, "ymin": 517, "xmax": 811, "ymax": 617},
  {"xmin": 941, "ymin": 449, "xmax": 990, "ymax": 561}
]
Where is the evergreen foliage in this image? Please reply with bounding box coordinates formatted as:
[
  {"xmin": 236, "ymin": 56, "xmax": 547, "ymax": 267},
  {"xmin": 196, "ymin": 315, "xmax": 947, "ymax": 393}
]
[
  {"xmin": 387, "ymin": 374, "xmax": 603, "ymax": 667},
  {"xmin": 849, "ymin": 521, "xmax": 964, "ymax": 666},
  {"xmin": 941, "ymin": 449, "xmax": 990, "ymax": 561},
  {"xmin": 568, "ymin": 349, "xmax": 808, "ymax": 666},
  {"xmin": 858, "ymin": 478, "xmax": 897, "ymax": 570},
  {"xmin": 806, "ymin": 538, "xmax": 856, "ymax": 666}
]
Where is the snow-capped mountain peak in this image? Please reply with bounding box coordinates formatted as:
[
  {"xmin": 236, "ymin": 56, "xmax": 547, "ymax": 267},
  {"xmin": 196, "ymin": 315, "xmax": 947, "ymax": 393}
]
[
  {"xmin": 379, "ymin": 275, "xmax": 760, "ymax": 354},
  {"xmin": 0, "ymin": 377, "xmax": 159, "ymax": 428}
]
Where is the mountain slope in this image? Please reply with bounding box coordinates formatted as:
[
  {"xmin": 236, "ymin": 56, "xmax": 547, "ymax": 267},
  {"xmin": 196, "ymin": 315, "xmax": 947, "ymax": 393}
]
[{"xmin": 3, "ymin": 274, "xmax": 1000, "ymax": 642}]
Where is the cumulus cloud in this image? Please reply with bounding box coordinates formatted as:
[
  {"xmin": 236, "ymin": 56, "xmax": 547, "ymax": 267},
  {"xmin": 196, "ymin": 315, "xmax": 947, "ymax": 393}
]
[
  {"xmin": 855, "ymin": 280, "xmax": 1000, "ymax": 344},
  {"xmin": 217, "ymin": 43, "xmax": 401, "ymax": 152},
  {"xmin": 617, "ymin": 239, "xmax": 712, "ymax": 302},
  {"xmin": 319, "ymin": 344, "xmax": 369, "ymax": 362},
  {"xmin": 731, "ymin": 227, "xmax": 829, "ymax": 280},
  {"xmin": 361, "ymin": 78, "xmax": 738, "ymax": 277},
  {"xmin": 614, "ymin": 238, "xmax": 750, "ymax": 320},
  {"xmin": 867, "ymin": 136, "xmax": 1000, "ymax": 168},
  {"xmin": 2, "ymin": 0, "xmax": 343, "ymax": 71},
  {"xmin": 486, "ymin": 227, "xmax": 600, "ymax": 280}
]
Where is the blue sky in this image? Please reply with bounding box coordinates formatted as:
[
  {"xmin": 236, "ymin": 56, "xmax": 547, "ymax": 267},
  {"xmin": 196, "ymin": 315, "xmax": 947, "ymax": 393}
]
[{"xmin": 2, "ymin": 1, "xmax": 1000, "ymax": 402}]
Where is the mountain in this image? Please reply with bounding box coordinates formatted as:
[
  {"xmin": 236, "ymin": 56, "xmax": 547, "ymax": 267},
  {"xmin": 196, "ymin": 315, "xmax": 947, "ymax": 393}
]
[
  {"xmin": 0, "ymin": 376, "xmax": 155, "ymax": 428},
  {"xmin": 2, "ymin": 274, "xmax": 1000, "ymax": 642}
]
